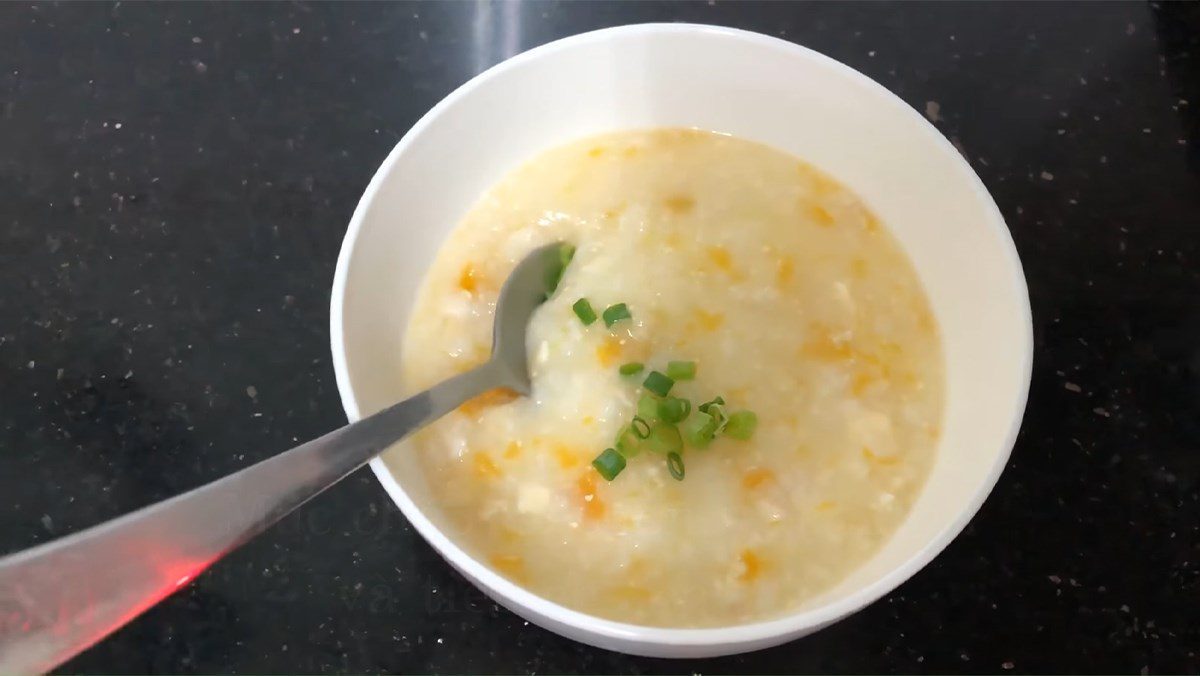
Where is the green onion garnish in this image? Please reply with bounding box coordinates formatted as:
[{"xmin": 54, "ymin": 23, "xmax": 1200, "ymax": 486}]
[
  {"xmin": 614, "ymin": 425, "xmax": 641, "ymax": 458},
  {"xmin": 724, "ymin": 411, "xmax": 758, "ymax": 440},
  {"xmin": 643, "ymin": 370, "xmax": 674, "ymax": 397},
  {"xmin": 698, "ymin": 396, "xmax": 725, "ymax": 414},
  {"xmin": 631, "ymin": 416, "xmax": 651, "ymax": 439},
  {"xmin": 592, "ymin": 447, "xmax": 626, "ymax": 481},
  {"xmin": 645, "ymin": 422, "xmax": 683, "ymax": 455},
  {"xmin": 666, "ymin": 360, "xmax": 697, "ymax": 381},
  {"xmin": 666, "ymin": 451, "xmax": 685, "ymax": 481},
  {"xmin": 637, "ymin": 393, "xmax": 660, "ymax": 420},
  {"xmin": 682, "ymin": 410, "xmax": 718, "ymax": 449},
  {"xmin": 542, "ymin": 243, "xmax": 575, "ymax": 298},
  {"xmin": 572, "ymin": 298, "xmax": 597, "ymax": 325},
  {"xmin": 618, "ymin": 361, "xmax": 644, "ymax": 376},
  {"xmin": 602, "ymin": 302, "xmax": 631, "ymax": 328},
  {"xmin": 698, "ymin": 396, "xmax": 727, "ymax": 432},
  {"xmin": 658, "ymin": 396, "xmax": 691, "ymax": 424},
  {"xmin": 711, "ymin": 410, "xmax": 728, "ymax": 434}
]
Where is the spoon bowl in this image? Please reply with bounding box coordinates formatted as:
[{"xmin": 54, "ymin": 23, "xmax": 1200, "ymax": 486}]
[{"xmin": 489, "ymin": 242, "xmax": 572, "ymax": 396}]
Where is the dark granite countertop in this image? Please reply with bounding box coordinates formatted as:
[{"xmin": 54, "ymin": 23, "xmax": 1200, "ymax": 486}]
[{"xmin": 1, "ymin": 1, "xmax": 1197, "ymax": 673}]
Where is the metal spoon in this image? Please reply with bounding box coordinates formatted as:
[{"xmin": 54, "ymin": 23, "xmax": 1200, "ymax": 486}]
[{"xmin": 0, "ymin": 242, "xmax": 569, "ymax": 673}]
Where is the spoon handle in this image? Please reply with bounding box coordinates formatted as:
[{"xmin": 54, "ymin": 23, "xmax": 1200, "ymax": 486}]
[{"xmin": 0, "ymin": 362, "xmax": 500, "ymax": 673}]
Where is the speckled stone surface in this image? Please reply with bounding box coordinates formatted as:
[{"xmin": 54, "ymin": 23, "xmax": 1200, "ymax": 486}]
[{"xmin": 1, "ymin": 1, "xmax": 1197, "ymax": 673}]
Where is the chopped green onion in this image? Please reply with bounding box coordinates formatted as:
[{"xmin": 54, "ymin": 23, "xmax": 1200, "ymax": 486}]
[
  {"xmin": 666, "ymin": 451, "xmax": 685, "ymax": 481},
  {"xmin": 698, "ymin": 396, "xmax": 727, "ymax": 433},
  {"xmin": 602, "ymin": 302, "xmax": 631, "ymax": 327},
  {"xmin": 572, "ymin": 298, "xmax": 597, "ymax": 325},
  {"xmin": 643, "ymin": 370, "xmax": 674, "ymax": 397},
  {"xmin": 592, "ymin": 447, "xmax": 626, "ymax": 481},
  {"xmin": 614, "ymin": 425, "xmax": 641, "ymax": 458},
  {"xmin": 724, "ymin": 411, "xmax": 758, "ymax": 440},
  {"xmin": 542, "ymin": 243, "xmax": 575, "ymax": 298},
  {"xmin": 682, "ymin": 410, "xmax": 718, "ymax": 449},
  {"xmin": 711, "ymin": 410, "xmax": 728, "ymax": 435},
  {"xmin": 637, "ymin": 393, "xmax": 660, "ymax": 420},
  {"xmin": 645, "ymin": 422, "xmax": 683, "ymax": 455},
  {"xmin": 698, "ymin": 396, "xmax": 725, "ymax": 414},
  {"xmin": 658, "ymin": 396, "xmax": 691, "ymax": 424},
  {"xmin": 631, "ymin": 417, "xmax": 651, "ymax": 439},
  {"xmin": 666, "ymin": 360, "xmax": 697, "ymax": 381},
  {"xmin": 618, "ymin": 361, "xmax": 644, "ymax": 376}
]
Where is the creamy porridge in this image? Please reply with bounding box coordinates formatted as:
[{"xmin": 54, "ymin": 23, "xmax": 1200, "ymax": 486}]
[{"xmin": 389, "ymin": 129, "xmax": 944, "ymax": 627}]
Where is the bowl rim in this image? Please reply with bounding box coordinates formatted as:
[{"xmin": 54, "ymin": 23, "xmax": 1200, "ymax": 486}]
[{"xmin": 330, "ymin": 22, "xmax": 1033, "ymax": 649}]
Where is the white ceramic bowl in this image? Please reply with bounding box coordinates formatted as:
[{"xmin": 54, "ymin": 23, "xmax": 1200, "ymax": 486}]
[{"xmin": 330, "ymin": 24, "xmax": 1032, "ymax": 658}]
